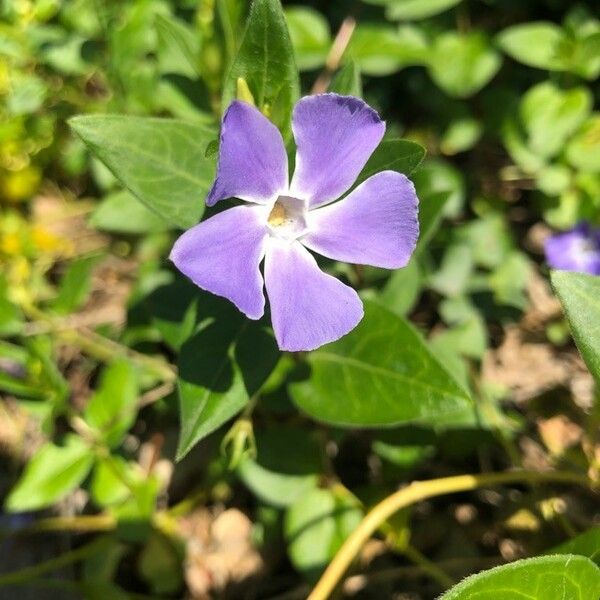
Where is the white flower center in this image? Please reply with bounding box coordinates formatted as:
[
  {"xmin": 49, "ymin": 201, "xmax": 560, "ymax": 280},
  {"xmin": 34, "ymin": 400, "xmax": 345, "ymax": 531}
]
[{"xmin": 267, "ymin": 195, "xmax": 308, "ymax": 241}]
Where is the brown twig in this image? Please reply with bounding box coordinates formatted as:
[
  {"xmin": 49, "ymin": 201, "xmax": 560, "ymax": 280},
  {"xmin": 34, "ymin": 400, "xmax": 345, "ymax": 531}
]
[{"xmin": 311, "ymin": 17, "xmax": 356, "ymax": 94}]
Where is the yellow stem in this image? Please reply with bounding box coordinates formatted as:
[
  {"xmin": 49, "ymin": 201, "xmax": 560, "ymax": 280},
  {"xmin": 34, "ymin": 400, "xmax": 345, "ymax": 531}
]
[{"xmin": 308, "ymin": 470, "xmax": 593, "ymax": 600}]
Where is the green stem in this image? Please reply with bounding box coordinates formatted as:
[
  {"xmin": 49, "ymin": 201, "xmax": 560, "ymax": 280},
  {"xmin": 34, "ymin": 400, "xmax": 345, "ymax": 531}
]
[{"xmin": 0, "ymin": 537, "xmax": 108, "ymax": 587}]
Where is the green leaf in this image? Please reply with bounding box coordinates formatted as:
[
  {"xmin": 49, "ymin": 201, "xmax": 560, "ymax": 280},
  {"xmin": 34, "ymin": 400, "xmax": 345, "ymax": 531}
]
[
  {"xmin": 549, "ymin": 526, "xmax": 600, "ymax": 564},
  {"xmin": 155, "ymin": 13, "xmax": 200, "ymax": 78},
  {"xmin": 440, "ymin": 117, "xmax": 483, "ymax": 155},
  {"xmin": 520, "ymin": 82, "xmax": 591, "ymax": 159},
  {"xmin": 355, "ymin": 139, "xmax": 426, "ymax": 187},
  {"xmin": 550, "ymin": 270, "xmax": 600, "ymax": 380},
  {"xmin": 6, "ymin": 434, "xmax": 94, "ymax": 512},
  {"xmin": 90, "ymin": 190, "xmax": 171, "ymax": 234},
  {"xmin": 285, "ymin": 488, "xmax": 362, "ymax": 581},
  {"xmin": 289, "ymin": 302, "xmax": 473, "ymax": 428},
  {"xmin": 177, "ymin": 306, "xmax": 279, "ymax": 460},
  {"xmin": 90, "ymin": 457, "xmax": 134, "ymax": 508},
  {"xmin": 346, "ymin": 24, "xmax": 428, "ymax": 76},
  {"xmin": 285, "ymin": 6, "xmax": 330, "ymax": 71},
  {"xmin": 566, "ymin": 115, "xmax": 600, "ymax": 173},
  {"xmin": 222, "ymin": 0, "xmax": 300, "ymax": 139},
  {"xmin": 378, "ymin": 258, "xmax": 422, "ymax": 316},
  {"xmin": 440, "ymin": 554, "xmax": 600, "ymax": 599},
  {"xmin": 69, "ymin": 115, "xmax": 216, "ymax": 229},
  {"xmin": 384, "ymin": 0, "xmax": 463, "ymax": 21},
  {"xmin": 497, "ymin": 22, "xmax": 564, "ymax": 70},
  {"xmin": 84, "ymin": 360, "xmax": 138, "ymax": 448},
  {"xmin": 238, "ymin": 426, "xmax": 320, "ymax": 507},
  {"xmin": 428, "ymin": 32, "xmax": 501, "ymax": 98},
  {"xmin": 329, "ymin": 61, "xmax": 363, "ymax": 97},
  {"xmin": 417, "ymin": 190, "xmax": 452, "ymax": 251},
  {"xmin": 52, "ymin": 254, "xmax": 100, "ymax": 315}
]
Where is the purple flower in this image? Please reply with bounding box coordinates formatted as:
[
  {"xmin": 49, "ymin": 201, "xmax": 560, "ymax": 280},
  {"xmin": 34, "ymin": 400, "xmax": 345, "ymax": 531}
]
[
  {"xmin": 545, "ymin": 223, "xmax": 600, "ymax": 275},
  {"xmin": 170, "ymin": 94, "xmax": 419, "ymax": 351}
]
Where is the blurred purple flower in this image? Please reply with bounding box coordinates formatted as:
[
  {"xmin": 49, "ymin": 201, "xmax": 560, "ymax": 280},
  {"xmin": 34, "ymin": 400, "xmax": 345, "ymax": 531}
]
[
  {"xmin": 171, "ymin": 94, "xmax": 419, "ymax": 351},
  {"xmin": 544, "ymin": 223, "xmax": 600, "ymax": 275}
]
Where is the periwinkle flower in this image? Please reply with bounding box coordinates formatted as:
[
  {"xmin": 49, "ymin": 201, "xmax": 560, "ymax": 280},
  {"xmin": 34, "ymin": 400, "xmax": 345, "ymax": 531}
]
[
  {"xmin": 544, "ymin": 223, "xmax": 600, "ymax": 275},
  {"xmin": 170, "ymin": 94, "xmax": 419, "ymax": 351}
]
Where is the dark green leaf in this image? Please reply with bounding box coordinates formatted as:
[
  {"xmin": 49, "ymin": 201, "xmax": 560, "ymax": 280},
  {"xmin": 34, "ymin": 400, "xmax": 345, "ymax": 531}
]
[
  {"xmin": 355, "ymin": 139, "xmax": 426, "ymax": 187},
  {"xmin": 69, "ymin": 115, "xmax": 216, "ymax": 229},
  {"xmin": 440, "ymin": 555, "xmax": 600, "ymax": 599},
  {"xmin": 551, "ymin": 270, "xmax": 600, "ymax": 380},
  {"xmin": 222, "ymin": 0, "xmax": 300, "ymax": 139},
  {"xmin": 177, "ymin": 304, "xmax": 279, "ymax": 460},
  {"xmin": 238, "ymin": 426, "xmax": 320, "ymax": 507},
  {"xmin": 329, "ymin": 61, "xmax": 363, "ymax": 97},
  {"xmin": 290, "ymin": 302, "xmax": 473, "ymax": 428},
  {"xmin": 6, "ymin": 434, "xmax": 94, "ymax": 512}
]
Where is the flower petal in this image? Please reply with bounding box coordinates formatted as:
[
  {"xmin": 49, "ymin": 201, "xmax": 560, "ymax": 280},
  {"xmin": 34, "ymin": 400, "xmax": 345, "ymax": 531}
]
[
  {"xmin": 544, "ymin": 224, "xmax": 600, "ymax": 275},
  {"xmin": 207, "ymin": 101, "xmax": 288, "ymax": 207},
  {"xmin": 264, "ymin": 239, "xmax": 363, "ymax": 351},
  {"xmin": 170, "ymin": 205, "xmax": 268, "ymax": 319},
  {"xmin": 289, "ymin": 94, "xmax": 385, "ymax": 208},
  {"xmin": 302, "ymin": 171, "xmax": 419, "ymax": 269}
]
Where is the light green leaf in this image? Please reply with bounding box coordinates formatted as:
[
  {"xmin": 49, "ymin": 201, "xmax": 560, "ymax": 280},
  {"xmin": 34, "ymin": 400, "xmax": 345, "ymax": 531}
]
[
  {"xmin": 52, "ymin": 254, "xmax": 100, "ymax": 315},
  {"xmin": 285, "ymin": 6, "xmax": 330, "ymax": 71},
  {"xmin": 156, "ymin": 13, "xmax": 200, "ymax": 78},
  {"xmin": 497, "ymin": 22, "xmax": 564, "ymax": 70},
  {"xmin": 355, "ymin": 139, "xmax": 426, "ymax": 187},
  {"xmin": 238, "ymin": 427, "xmax": 320, "ymax": 507},
  {"xmin": 177, "ymin": 311, "xmax": 279, "ymax": 460},
  {"xmin": 84, "ymin": 360, "xmax": 138, "ymax": 448},
  {"xmin": 441, "ymin": 117, "xmax": 483, "ymax": 155},
  {"xmin": 378, "ymin": 258, "xmax": 422, "ymax": 316},
  {"xmin": 222, "ymin": 0, "xmax": 300, "ymax": 139},
  {"xmin": 285, "ymin": 488, "xmax": 362, "ymax": 581},
  {"xmin": 440, "ymin": 554, "xmax": 600, "ymax": 599},
  {"xmin": 428, "ymin": 32, "xmax": 501, "ymax": 98},
  {"xmin": 69, "ymin": 115, "xmax": 216, "ymax": 229},
  {"xmin": 329, "ymin": 61, "xmax": 363, "ymax": 97},
  {"xmin": 550, "ymin": 270, "xmax": 600, "ymax": 380},
  {"xmin": 549, "ymin": 526, "xmax": 600, "ymax": 564},
  {"xmin": 6, "ymin": 434, "xmax": 94, "ymax": 512},
  {"xmin": 346, "ymin": 24, "xmax": 428, "ymax": 76},
  {"xmin": 90, "ymin": 190, "xmax": 171, "ymax": 234},
  {"xmin": 385, "ymin": 0, "xmax": 463, "ymax": 21},
  {"xmin": 290, "ymin": 302, "xmax": 473, "ymax": 428},
  {"xmin": 520, "ymin": 82, "xmax": 591, "ymax": 159},
  {"xmin": 566, "ymin": 115, "xmax": 600, "ymax": 173}
]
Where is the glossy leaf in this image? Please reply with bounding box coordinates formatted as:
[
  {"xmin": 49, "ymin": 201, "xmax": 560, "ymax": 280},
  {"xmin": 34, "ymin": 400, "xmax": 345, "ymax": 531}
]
[
  {"xmin": 440, "ymin": 555, "xmax": 600, "ymax": 599},
  {"xmin": 551, "ymin": 270, "xmax": 600, "ymax": 380},
  {"xmin": 222, "ymin": 0, "xmax": 300, "ymax": 138},
  {"xmin": 6, "ymin": 434, "xmax": 94, "ymax": 512},
  {"xmin": 69, "ymin": 115, "xmax": 216, "ymax": 229},
  {"xmin": 290, "ymin": 302, "xmax": 473, "ymax": 428}
]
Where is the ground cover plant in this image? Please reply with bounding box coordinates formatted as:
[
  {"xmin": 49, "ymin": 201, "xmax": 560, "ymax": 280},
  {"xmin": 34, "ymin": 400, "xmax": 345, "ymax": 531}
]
[{"xmin": 1, "ymin": 0, "xmax": 600, "ymax": 598}]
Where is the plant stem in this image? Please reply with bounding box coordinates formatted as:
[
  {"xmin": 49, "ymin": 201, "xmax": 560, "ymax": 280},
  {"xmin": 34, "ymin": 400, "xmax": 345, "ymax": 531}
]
[
  {"xmin": 0, "ymin": 537, "xmax": 108, "ymax": 586},
  {"xmin": 308, "ymin": 469, "xmax": 593, "ymax": 600},
  {"xmin": 402, "ymin": 544, "xmax": 455, "ymax": 589}
]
